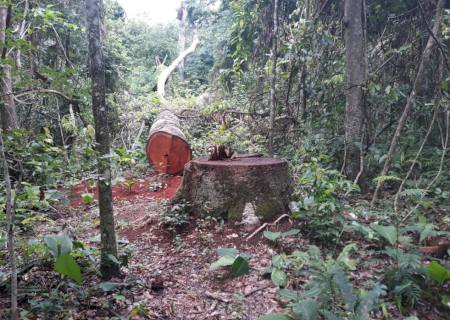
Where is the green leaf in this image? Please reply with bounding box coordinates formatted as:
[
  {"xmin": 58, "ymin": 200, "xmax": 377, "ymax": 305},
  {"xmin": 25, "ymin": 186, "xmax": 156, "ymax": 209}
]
[
  {"xmin": 428, "ymin": 261, "xmax": 450, "ymax": 285},
  {"xmin": 419, "ymin": 224, "xmax": 435, "ymax": 244},
  {"xmin": 209, "ymin": 255, "xmax": 236, "ymax": 271},
  {"xmin": 333, "ymin": 268, "xmax": 356, "ymax": 311},
  {"xmin": 264, "ymin": 231, "xmax": 281, "ymax": 242},
  {"xmin": 337, "ymin": 243, "xmax": 357, "ymax": 270},
  {"xmin": 231, "ymin": 256, "xmax": 249, "ymax": 277},
  {"xmin": 98, "ymin": 282, "xmax": 120, "ymax": 292},
  {"xmin": 281, "ymin": 229, "xmax": 300, "ymax": 237},
  {"xmin": 81, "ymin": 192, "xmax": 95, "ymax": 204},
  {"xmin": 292, "ymin": 299, "xmax": 319, "ymax": 320},
  {"xmin": 257, "ymin": 314, "xmax": 291, "ymax": 320},
  {"xmin": 441, "ymin": 294, "xmax": 450, "ymax": 308},
  {"xmin": 279, "ymin": 289, "xmax": 300, "ymax": 301},
  {"xmin": 217, "ymin": 247, "xmax": 238, "ymax": 257},
  {"xmin": 44, "ymin": 235, "xmax": 73, "ymax": 258},
  {"xmin": 54, "ymin": 253, "xmax": 82, "ymax": 284},
  {"xmin": 107, "ymin": 254, "xmax": 120, "ymax": 265},
  {"xmin": 271, "ymin": 268, "xmax": 287, "ymax": 287},
  {"xmin": 371, "ymin": 224, "xmax": 397, "ymax": 245}
]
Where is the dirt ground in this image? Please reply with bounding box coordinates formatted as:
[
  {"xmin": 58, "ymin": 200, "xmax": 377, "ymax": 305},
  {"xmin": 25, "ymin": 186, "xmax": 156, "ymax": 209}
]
[
  {"xmin": 2, "ymin": 173, "xmax": 301, "ymax": 319},
  {"xmin": 2, "ymin": 173, "xmax": 449, "ymax": 320}
]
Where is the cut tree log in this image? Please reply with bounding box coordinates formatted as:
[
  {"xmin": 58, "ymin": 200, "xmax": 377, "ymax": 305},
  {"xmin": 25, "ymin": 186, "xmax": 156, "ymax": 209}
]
[
  {"xmin": 175, "ymin": 157, "xmax": 292, "ymax": 221},
  {"xmin": 146, "ymin": 110, "xmax": 192, "ymax": 174}
]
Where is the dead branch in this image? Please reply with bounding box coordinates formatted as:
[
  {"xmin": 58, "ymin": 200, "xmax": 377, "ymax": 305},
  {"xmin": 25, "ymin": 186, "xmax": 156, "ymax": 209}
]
[
  {"xmin": 157, "ymin": 32, "xmax": 199, "ymax": 98},
  {"xmin": 246, "ymin": 214, "xmax": 290, "ymax": 241}
]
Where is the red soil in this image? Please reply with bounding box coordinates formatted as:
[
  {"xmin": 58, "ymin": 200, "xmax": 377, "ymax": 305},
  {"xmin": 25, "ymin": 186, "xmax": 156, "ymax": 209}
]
[{"xmin": 67, "ymin": 174, "xmax": 182, "ymax": 208}]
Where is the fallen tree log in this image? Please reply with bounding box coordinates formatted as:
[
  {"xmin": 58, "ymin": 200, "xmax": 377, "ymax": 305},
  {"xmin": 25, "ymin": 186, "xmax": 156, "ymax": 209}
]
[
  {"xmin": 175, "ymin": 157, "xmax": 292, "ymax": 221},
  {"xmin": 146, "ymin": 110, "xmax": 192, "ymax": 174}
]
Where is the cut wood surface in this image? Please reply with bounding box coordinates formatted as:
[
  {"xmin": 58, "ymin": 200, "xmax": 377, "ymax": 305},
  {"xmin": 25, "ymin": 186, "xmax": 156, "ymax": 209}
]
[
  {"xmin": 146, "ymin": 110, "xmax": 192, "ymax": 174},
  {"xmin": 175, "ymin": 157, "xmax": 292, "ymax": 221}
]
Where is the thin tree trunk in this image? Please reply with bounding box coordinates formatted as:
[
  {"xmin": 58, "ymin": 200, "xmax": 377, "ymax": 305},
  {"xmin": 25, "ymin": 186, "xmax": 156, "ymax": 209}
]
[
  {"xmin": 372, "ymin": 0, "xmax": 445, "ymax": 204},
  {"xmin": 86, "ymin": 0, "xmax": 119, "ymax": 279},
  {"xmin": 343, "ymin": 0, "xmax": 366, "ymax": 181},
  {"xmin": 0, "ymin": 5, "xmax": 18, "ymax": 131},
  {"xmin": 0, "ymin": 129, "xmax": 17, "ymax": 320},
  {"xmin": 268, "ymin": 0, "xmax": 278, "ymax": 156},
  {"xmin": 15, "ymin": 0, "xmax": 29, "ymax": 70},
  {"xmin": 394, "ymin": 52, "xmax": 445, "ymax": 211}
]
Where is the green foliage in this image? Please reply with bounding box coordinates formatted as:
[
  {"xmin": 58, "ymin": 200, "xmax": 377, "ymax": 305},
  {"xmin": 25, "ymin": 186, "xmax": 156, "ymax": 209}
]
[
  {"xmin": 263, "ymin": 229, "xmax": 299, "ymax": 242},
  {"xmin": 262, "ymin": 245, "xmax": 385, "ymax": 320},
  {"xmin": 427, "ymin": 261, "xmax": 450, "ymax": 285},
  {"xmin": 371, "ymin": 224, "xmax": 398, "ymax": 246},
  {"xmin": 81, "ymin": 192, "xmax": 95, "ymax": 204},
  {"xmin": 209, "ymin": 247, "xmax": 250, "ymax": 278},
  {"xmin": 54, "ymin": 254, "xmax": 82, "ymax": 284},
  {"xmin": 44, "ymin": 235, "xmax": 83, "ymax": 284},
  {"xmin": 382, "ymin": 248, "xmax": 425, "ymax": 309},
  {"xmin": 292, "ymin": 161, "xmax": 352, "ymax": 243}
]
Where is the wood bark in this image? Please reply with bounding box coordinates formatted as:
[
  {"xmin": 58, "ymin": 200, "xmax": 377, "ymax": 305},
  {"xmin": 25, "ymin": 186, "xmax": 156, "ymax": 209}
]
[
  {"xmin": 86, "ymin": 0, "xmax": 119, "ymax": 279},
  {"xmin": 0, "ymin": 5, "xmax": 18, "ymax": 131},
  {"xmin": 372, "ymin": 0, "xmax": 445, "ymax": 204},
  {"xmin": 0, "ymin": 129, "xmax": 17, "ymax": 320},
  {"xmin": 344, "ymin": 0, "xmax": 366, "ymax": 181},
  {"xmin": 268, "ymin": 0, "xmax": 278, "ymax": 156},
  {"xmin": 176, "ymin": 158, "xmax": 292, "ymax": 221},
  {"xmin": 157, "ymin": 32, "xmax": 199, "ymax": 98}
]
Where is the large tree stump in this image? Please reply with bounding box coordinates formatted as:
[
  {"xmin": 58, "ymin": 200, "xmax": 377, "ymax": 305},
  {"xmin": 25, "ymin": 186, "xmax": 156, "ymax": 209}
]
[
  {"xmin": 176, "ymin": 157, "xmax": 292, "ymax": 221},
  {"xmin": 146, "ymin": 110, "xmax": 192, "ymax": 174}
]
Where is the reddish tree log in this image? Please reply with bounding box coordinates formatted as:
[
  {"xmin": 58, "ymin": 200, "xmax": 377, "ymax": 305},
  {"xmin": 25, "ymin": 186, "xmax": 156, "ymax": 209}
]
[
  {"xmin": 175, "ymin": 157, "xmax": 292, "ymax": 221},
  {"xmin": 146, "ymin": 110, "xmax": 192, "ymax": 174}
]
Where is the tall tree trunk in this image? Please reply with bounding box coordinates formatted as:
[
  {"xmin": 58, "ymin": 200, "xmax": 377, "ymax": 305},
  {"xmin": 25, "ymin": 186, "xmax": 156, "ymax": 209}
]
[
  {"xmin": 0, "ymin": 5, "xmax": 18, "ymax": 131},
  {"xmin": 177, "ymin": 2, "xmax": 187, "ymax": 81},
  {"xmin": 343, "ymin": 0, "xmax": 366, "ymax": 181},
  {"xmin": 86, "ymin": 0, "xmax": 119, "ymax": 279},
  {"xmin": 371, "ymin": 0, "xmax": 445, "ymax": 204},
  {"xmin": 268, "ymin": 0, "xmax": 278, "ymax": 156},
  {"xmin": 0, "ymin": 129, "xmax": 17, "ymax": 320}
]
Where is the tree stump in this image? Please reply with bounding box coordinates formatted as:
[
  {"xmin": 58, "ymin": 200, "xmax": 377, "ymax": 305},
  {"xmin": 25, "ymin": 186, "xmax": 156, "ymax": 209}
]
[
  {"xmin": 146, "ymin": 110, "xmax": 192, "ymax": 174},
  {"xmin": 175, "ymin": 157, "xmax": 292, "ymax": 221}
]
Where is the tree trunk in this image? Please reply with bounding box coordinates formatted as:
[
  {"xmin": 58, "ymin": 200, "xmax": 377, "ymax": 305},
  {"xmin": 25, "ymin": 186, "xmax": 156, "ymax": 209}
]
[
  {"xmin": 157, "ymin": 32, "xmax": 199, "ymax": 99},
  {"xmin": 86, "ymin": 0, "xmax": 119, "ymax": 279},
  {"xmin": 0, "ymin": 5, "xmax": 18, "ymax": 131},
  {"xmin": 371, "ymin": 0, "xmax": 445, "ymax": 204},
  {"xmin": 0, "ymin": 129, "xmax": 17, "ymax": 320},
  {"xmin": 268, "ymin": 0, "xmax": 278, "ymax": 156},
  {"xmin": 343, "ymin": 0, "xmax": 366, "ymax": 181},
  {"xmin": 146, "ymin": 110, "xmax": 191, "ymax": 174}
]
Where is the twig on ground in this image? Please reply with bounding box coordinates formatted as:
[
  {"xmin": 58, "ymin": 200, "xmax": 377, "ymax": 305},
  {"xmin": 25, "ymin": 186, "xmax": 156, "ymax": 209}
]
[
  {"xmin": 205, "ymin": 291, "xmax": 231, "ymax": 303},
  {"xmin": 246, "ymin": 214, "xmax": 290, "ymax": 241},
  {"xmin": 244, "ymin": 285, "xmax": 271, "ymax": 297}
]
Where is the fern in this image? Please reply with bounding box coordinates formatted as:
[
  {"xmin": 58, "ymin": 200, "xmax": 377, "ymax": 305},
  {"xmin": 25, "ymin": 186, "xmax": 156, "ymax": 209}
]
[{"xmin": 373, "ymin": 175, "xmax": 402, "ymax": 183}]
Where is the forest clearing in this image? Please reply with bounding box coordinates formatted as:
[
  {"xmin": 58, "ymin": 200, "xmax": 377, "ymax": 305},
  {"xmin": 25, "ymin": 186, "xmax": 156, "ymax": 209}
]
[{"xmin": 1, "ymin": 0, "xmax": 450, "ymax": 319}]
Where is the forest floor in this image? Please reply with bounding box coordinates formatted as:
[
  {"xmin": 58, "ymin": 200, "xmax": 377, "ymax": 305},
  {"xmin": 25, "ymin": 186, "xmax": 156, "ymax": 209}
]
[
  {"xmin": 65, "ymin": 173, "xmax": 288, "ymax": 319},
  {"xmin": 1, "ymin": 172, "xmax": 449, "ymax": 319}
]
